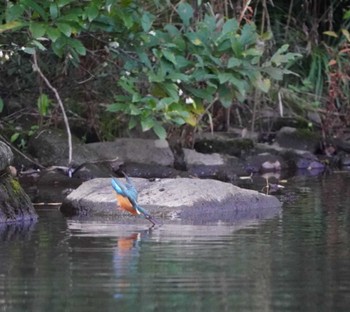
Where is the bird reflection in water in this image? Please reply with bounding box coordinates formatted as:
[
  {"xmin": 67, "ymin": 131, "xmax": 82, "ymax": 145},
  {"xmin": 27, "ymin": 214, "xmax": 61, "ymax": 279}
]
[{"xmin": 113, "ymin": 227, "xmax": 153, "ymax": 299}]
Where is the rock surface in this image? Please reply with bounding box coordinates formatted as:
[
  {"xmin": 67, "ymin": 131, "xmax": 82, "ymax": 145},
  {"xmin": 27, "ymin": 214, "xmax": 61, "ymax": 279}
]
[
  {"xmin": 60, "ymin": 177, "xmax": 282, "ymax": 224},
  {"xmin": 0, "ymin": 174, "xmax": 38, "ymax": 223},
  {"xmin": 0, "ymin": 140, "xmax": 38, "ymax": 223},
  {"xmin": 0, "ymin": 141, "xmax": 13, "ymax": 171},
  {"xmin": 275, "ymin": 126, "xmax": 321, "ymax": 153},
  {"xmin": 27, "ymin": 129, "xmax": 113, "ymax": 178},
  {"xmin": 86, "ymin": 138, "xmax": 174, "ymax": 166}
]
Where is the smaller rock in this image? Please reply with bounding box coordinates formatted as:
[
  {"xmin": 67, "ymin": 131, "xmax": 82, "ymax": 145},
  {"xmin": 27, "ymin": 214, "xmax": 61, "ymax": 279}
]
[
  {"xmin": 340, "ymin": 154, "xmax": 350, "ymax": 167},
  {"xmin": 275, "ymin": 127, "xmax": 321, "ymax": 153},
  {"xmin": 183, "ymin": 148, "xmax": 224, "ymax": 166},
  {"xmin": 261, "ymin": 160, "xmax": 282, "ymax": 172},
  {"xmin": 86, "ymin": 138, "xmax": 174, "ymax": 167},
  {"xmin": 194, "ymin": 133, "xmax": 254, "ymax": 157},
  {"xmin": 116, "ymin": 163, "xmax": 179, "ymax": 178},
  {"xmin": 245, "ymin": 153, "xmax": 285, "ymax": 173}
]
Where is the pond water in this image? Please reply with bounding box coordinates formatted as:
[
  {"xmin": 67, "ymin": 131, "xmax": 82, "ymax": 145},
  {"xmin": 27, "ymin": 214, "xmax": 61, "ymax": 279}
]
[{"xmin": 1, "ymin": 173, "xmax": 350, "ymax": 311}]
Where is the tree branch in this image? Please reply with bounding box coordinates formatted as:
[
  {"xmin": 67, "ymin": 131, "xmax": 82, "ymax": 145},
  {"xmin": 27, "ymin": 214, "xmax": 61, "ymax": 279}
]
[{"xmin": 32, "ymin": 52, "xmax": 73, "ymax": 165}]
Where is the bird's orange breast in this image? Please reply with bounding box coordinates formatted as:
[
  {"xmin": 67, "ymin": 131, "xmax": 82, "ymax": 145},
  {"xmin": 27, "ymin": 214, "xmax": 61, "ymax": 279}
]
[{"xmin": 116, "ymin": 194, "xmax": 137, "ymax": 215}]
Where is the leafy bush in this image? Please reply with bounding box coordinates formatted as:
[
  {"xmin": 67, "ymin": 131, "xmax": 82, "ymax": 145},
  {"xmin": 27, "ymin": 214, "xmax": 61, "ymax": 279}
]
[
  {"xmin": 107, "ymin": 3, "xmax": 301, "ymax": 138},
  {"xmin": 1, "ymin": 1, "xmax": 301, "ymax": 140}
]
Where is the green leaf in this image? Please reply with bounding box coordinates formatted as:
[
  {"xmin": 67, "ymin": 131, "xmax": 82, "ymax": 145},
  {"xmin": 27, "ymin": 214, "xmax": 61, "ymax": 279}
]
[
  {"xmin": 141, "ymin": 117, "xmax": 154, "ymax": 131},
  {"xmin": 114, "ymin": 95, "xmax": 130, "ymax": 102},
  {"xmin": 29, "ymin": 22, "xmax": 46, "ymax": 38},
  {"xmin": 177, "ymin": 2, "xmax": 193, "ymax": 27},
  {"xmin": 218, "ymin": 86, "xmax": 233, "ymax": 108},
  {"xmin": 153, "ymin": 122, "xmax": 167, "ymax": 139},
  {"xmin": 149, "ymin": 69, "xmax": 166, "ymax": 83},
  {"xmin": 51, "ymin": 38, "xmax": 65, "ymax": 57},
  {"xmin": 69, "ymin": 38, "xmax": 86, "ymax": 55},
  {"xmin": 164, "ymin": 24, "xmax": 180, "ymax": 37},
  {"xmin": 222, "ymin": 18, "xmax": 239, "ymax": 36},
  {"xmin": 121, "ymin": 13, "xmax": 134, "ymax": 29},
  {"xmin": 57, "ymin": 0, "xmax": 73, "ymax": 7},
  {"xmin": 0, "ymin": 98, "xmax": 4, "ymax": 113},
  {"xmin": 31, "ymin": 39, "xmax": 47, "ymax": 51},
  {"xmin": 22, "ymin": 47, "xmax": 36, "ymax": 54},
  {"xmin": 106, "ymin": 103, "xmax": 127, "ymax": 112},
  {"xmin": 344, "ymin": 10, "xmax": 350, "ymax": 20},
  {"xmin": 57, "ymin": 23, "xmax": 72, "ymax": 37},
  {"xmin": 6, "ymin": 4, "xmax": 25, "ymax": 22},
  {"xmin": 58, "ymin": 8, "xmax": 83, "ymax": 22},
  {"xmin": 50, "ymin": 3, "xmax": 59, "ymax": 19},
  {"xmin": 227, "ymin": 57, "xmax": 242, "ymax": 68},
  {"xmin": 243, "ymin": 48, "xmax": 263, "ymax": 57},
  {"xmin": 323, "ymin": 31, "xmax": 338, "ymax": 38},
  {"xmin": 186, "ymin": 33, "xmax": 203, "ymax": 46},
  {"xmin": 128, "ymin": 117, "xmax": 137, "ymax": 129},
  {"xmin": 21, "ymin": 0, "xmax": 48, "ymax": 21},
  {"xmin": 163, "ymin": 83, "xmax": 179, "ymax": 101},
  {"xmin": 262, "ymin": 67, "xmax": 284, "ymax": 80},
  {"xmin": 0, "ymin": 21, "xmax": 26, "ymax": 33},
  {"xmin": 254, "ymin": 73, "xmax": 271, "ymax": 93},
  {"xmin": 118, "ymin": 78, "xmax": 136, "ymax": 95},
  {"xmin": 229, "ymin": 76, "xmax": 247, "ymax": 97},
  {"xmin": 141, "ymin": 12, "xmax": 154, "ymax": 32},
  {"xmin": 174, "ymin": 55, "xmax": 189, "ymax": 68},
  {"xmin": 130, "ymin": 104, "xmax": 141, "ymax": 115},
  {"xmin": 10, "ymin": 132, "xmax": 20, "ymax": 143},
  {"xmin": 167, "ymin": 72, "xmax": 190, "ymax": 82},
  {"xmin": 185, "ymin": 86, "xmax": 216, "ymax": 101},
  {"xmin": 202, "ymin": 15, "xmax": 217, "ymax": 33},
  {"xmin": 341, "ymin": 29, "xmax": 350, "ymax": 42},
  {"xmin": 138, "ymin": 51, "xmax": 152, "ymax": 68},
  {"xmin": 156, "ymin": 97, "xmax": 175, "ymax": 110},
  {"xmin": 218, "ymin": 73, "xmax": 232, "ymax": 84},
  {"xmin": 37, "ymin": 93, "xmax": 50, "ymax": 116},
  {"xmin": 47, "ymin": 27, "xmax": 61, "ymax": 42},
  {"xmin": 85, "ymin": 5, "xmax": 99, "ymax": 22},
  {"xmin": 132, "ymin": 93, "xmax": 141, "ymax": 103},
  {"xmin": 240, "ymin": 23, "xmax": 257, "ymax": 46},
  {"xmin": 162, "ymin": 50, "xmax": 176, "ymax": 65}
]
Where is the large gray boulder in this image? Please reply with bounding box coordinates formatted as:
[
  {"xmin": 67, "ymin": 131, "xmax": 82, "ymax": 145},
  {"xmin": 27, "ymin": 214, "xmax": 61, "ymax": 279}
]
[{"xmin": 60, "ymin": 177, "xmax": 281, "ymax": 224}]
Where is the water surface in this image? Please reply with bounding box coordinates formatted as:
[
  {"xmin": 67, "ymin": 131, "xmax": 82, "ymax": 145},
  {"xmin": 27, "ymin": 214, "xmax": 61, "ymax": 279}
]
[{"xmin": 1, "ymin": 173, "xmax": 350, "ymax": 311}]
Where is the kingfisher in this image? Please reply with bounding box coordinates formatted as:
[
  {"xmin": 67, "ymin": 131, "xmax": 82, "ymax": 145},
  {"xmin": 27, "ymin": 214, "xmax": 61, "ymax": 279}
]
[{"xmin": 111, "ymin": 174, "xmax": 158, "ymax": 226}]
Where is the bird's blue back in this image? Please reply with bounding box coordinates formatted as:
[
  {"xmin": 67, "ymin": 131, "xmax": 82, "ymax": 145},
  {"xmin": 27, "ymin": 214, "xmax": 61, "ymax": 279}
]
[
  {"xmin": 111, "ymin": 176, "xmax": 138, "ymax": 205},
  {"xmin": 111, "ymin": 175, "xmax": 156, "ymax": 222}
]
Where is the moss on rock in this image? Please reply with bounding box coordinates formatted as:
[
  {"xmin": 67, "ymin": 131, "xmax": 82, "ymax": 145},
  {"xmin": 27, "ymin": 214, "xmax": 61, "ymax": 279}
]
[{"xmin": 0, "ymin": 173, "xmax": 37, "ymax": 223}]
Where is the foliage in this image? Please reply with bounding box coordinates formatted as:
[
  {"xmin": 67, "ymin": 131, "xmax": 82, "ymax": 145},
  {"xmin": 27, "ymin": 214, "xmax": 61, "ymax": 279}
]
[
  {"xmin": 107, "ymin": 3, "xmax": 300, "ymax": 138},
  {"xmin": 0, "ymin": 0, "xmax": 146, "ymax": 142},
  {"xmin": 0, "ymin": 0, "xmax": 147, "ymax": 63},
  {"xmin": 0, "ymin": 0, "xmax": 349, "ymax": 142}
]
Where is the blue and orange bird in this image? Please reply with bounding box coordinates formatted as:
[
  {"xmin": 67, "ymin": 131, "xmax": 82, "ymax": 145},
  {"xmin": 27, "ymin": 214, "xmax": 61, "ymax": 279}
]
[{"xmin": 111, "ymin": 174, "xmax": 158, "ymax": 226}]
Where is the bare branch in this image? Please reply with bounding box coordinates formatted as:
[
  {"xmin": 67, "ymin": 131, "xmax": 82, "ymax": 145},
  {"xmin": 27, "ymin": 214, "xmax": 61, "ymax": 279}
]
[{"xmin": 32, "ymin": 52, "xmax": 73, "ymax": 165}]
